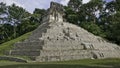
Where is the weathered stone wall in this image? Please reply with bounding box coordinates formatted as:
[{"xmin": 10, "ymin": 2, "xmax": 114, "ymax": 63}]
[
  {"xmin": 0, "ymin": 56, "xmax": 27, "ymax": 63},
  {"xmin": 36, "ymin": 50, "xmax": 93, "ymax": 62},
  {"xmin": 42, "ymin": 2, "xmax": 64, "ymax": 23},
  {"xmin": 10, "ymin": 41, "xmax": 43, "ymax": 56}
]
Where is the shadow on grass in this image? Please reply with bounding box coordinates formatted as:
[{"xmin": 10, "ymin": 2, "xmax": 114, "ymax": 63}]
[{"xmin": 0, "ymin": 64, "xmax": 115, "ymax": 68}]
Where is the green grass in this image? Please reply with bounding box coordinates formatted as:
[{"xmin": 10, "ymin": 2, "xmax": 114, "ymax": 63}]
[
  {"xmin": 0, "ymin": 61, "xmax": 21, "ymax": 66},
  {"xmin": 0, "ymin": 59, "xmax": 120, "ymax": 68},
  {"xmin": 0, "ymin": 32, "xmax": 32, "ymax": 55}
]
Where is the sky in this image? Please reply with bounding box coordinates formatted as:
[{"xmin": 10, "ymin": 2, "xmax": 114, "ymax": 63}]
[{"xmin": 0, "ymin": 0, "xmax": 113, "ymax": 13}]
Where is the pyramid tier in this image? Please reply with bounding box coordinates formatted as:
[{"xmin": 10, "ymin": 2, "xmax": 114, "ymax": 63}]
[
  {"xmin": 9, "ymin": 22, "xmax": 120, "ymax": 62},
  {"xmin": 36, "ymin": 50, "xmax": 120, "ymax": 62}
]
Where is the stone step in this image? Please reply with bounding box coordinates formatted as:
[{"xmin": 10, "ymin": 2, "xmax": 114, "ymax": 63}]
[
  {"xmin": 14, "ymin": 41, "xmax": 44, "ymax": 49},
  {"xmin": 92, "ymin": 43, "xmax": 119, "ymax": 50},
  {"xmin": 40, "ymin": 50, "xmax": 92, "ymax": 57},
  {"xmin": 40, "ymin": 50, "xmax": 120, "ymax": 58},
  {"xmin": 0, "ymin": 56, "xmax": 27, "ymax": 63},
  {"xmin": 14, "ymin": 45, "xmax": 42, "ymax": 50},
  {"xmin": 36, "ymin": 50, "xmax": 120, "ymax": 62},
  {"xmin": 14, "ymin": 41, "xmax": 44, "ymax": 46},
  {"xmin": 36, "ymin": 54, "xmax": 92, "ymax": 62},
  {"xmin": 42, "ymin": 46, "xmax": 84, "ymax": 50},
  {"xmin": 92, "ymin": 50, "xmax": 120, "ymax": 59},
  {"xmin": 28, "ymin": 23, "xmax": 51, "ymax": 41},
  {"xmin": 10, "ymin": 50, "xmax": 40, "ymax": 56}
]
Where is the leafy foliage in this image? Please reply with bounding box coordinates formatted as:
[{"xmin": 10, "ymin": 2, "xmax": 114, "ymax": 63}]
[{"xmin": 0, "ymin": 3, "xmax": 46, "ymax": 44}]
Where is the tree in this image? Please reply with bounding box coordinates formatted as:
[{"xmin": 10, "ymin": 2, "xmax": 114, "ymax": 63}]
[
  {"xmin": 80, "ymin": 21, "xmax": 105, "ymax": 37},
  {"xmin": 17, "ymin": 8, "xmax": 46, "ymax": 36},
  {"xmin": 97, "ymin": 0, "xmax": 120, "ymax": 44},
  {"xmin": 81, "ymin": 0, "xmax": 104, "ymax": 23},
  {"xmin": 0, "ymin": 2, "xmax": 6, "ymax": 13},
  {"xmin": 68, "ymin": 0, "xmax": 82, "ymax": 12},
  {"xmin": 0, "ymin": 3, "xmax": 31, "ymax": 44},
  {"xmin": 32, "ymin": 8, "xmax": 46, "ymax": 23},
  {"xmin": 64, "ymin": 6, "xmax": 79, "ymax": 24},
  {"xmin": 8, "ymin": 4, "xmax": 30, "ymax": 38},
  {"xmin": 0, "ymin": 23, "xmax": 13, "ymax": 44}
]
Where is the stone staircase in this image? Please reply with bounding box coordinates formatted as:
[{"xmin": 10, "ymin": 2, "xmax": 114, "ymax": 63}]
[
  {"xmin": 10, "ymin": 41, "xmax": 43, "ymax": 56},
  {"xmin": 0, "ymin": 56, "xmax": 27, "ymax": 63}
]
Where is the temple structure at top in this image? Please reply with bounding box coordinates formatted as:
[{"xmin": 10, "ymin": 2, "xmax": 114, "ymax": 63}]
[{"xmin": 42, "ymin": 2, "xmax": 65, "ymax": 22}]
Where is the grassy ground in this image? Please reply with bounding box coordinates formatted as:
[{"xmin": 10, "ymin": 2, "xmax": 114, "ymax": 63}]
[
  {"xmin": 0, "ymin": 59, "xmax": 120, "ymax": 68},
  {"xmin": 0, "ymin": 32, "xmax": 32, "ymax": 55}
]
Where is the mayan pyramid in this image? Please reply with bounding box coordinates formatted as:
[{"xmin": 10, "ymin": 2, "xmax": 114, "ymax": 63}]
[{"xmin": 9, "ymin": 2, "xmax": 120, "ymax": 62}]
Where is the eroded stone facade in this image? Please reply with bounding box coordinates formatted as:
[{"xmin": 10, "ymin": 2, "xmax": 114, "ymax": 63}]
[{"xmin": 42, "ymin": 2, "xmax": 64, "ymax": 22}]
